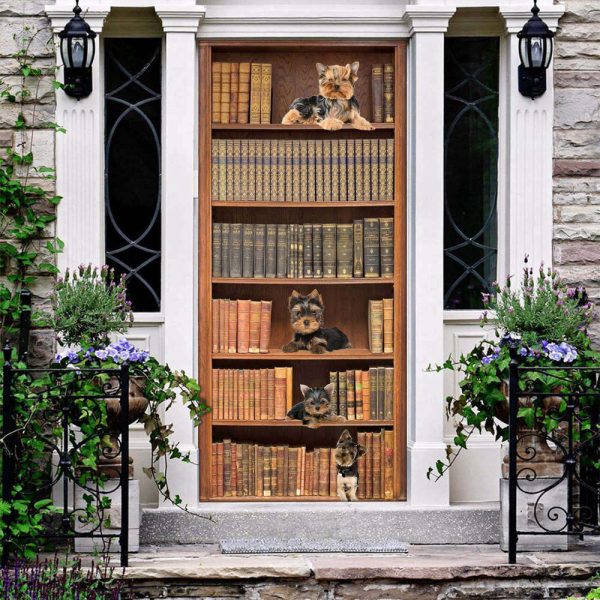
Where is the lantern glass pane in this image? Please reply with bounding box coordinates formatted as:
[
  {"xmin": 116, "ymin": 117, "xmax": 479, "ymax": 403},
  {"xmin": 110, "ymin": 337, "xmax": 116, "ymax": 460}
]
[
  {"xmin": 519, "ymin": 37, "xmax": 530, "ymax": 68},
  {"xmin": 60, "ymin": 37, "xmax": 71, "ymax": 68},
  {"xmin": 543, "ymin": 37, "xmax": 553, "ymax": 68},
  {"xmin": 71, "ymin": 37, "xmax": 85, "ymax": 68},
  {"xmin": 530, "ymin": 37, "xmax": 544, "ymax": 68}
]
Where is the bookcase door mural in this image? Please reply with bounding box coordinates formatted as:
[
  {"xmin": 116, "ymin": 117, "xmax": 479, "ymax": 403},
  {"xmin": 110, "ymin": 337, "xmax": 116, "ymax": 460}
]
[{"xmin": 198, "ymin": 41, "xmax": 406, "ymax": 501}]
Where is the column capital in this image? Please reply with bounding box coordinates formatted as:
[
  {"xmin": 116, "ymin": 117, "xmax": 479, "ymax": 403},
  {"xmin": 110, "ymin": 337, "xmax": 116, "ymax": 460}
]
[
  {"xmin": 45, "ymin": 5, "xmax": 109, "ymax": 34},
  {"xmin": 155, "ymin": 5, "xmax": 206, "ymax": 33},
  {"xmin": 499, "ymin": 4, "xmax": 564, "ymax": 34},
  {"xmin": 403, "ymin": 4, "xmax": 456, "ymax": 36}
]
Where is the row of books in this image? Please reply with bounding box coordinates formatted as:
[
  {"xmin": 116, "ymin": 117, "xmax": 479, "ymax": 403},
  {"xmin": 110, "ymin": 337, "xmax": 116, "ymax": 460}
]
[
  {"xmin": 371, "ymin": 64, "xmax": 395, "ymax": 124},
  {"xmin": 212, "ymin": 219, "xmax": 394, "ymax": 279},
  {"xmin": 211, "ymin": 299, "xmax": 272, "ymax": 354},
  {"xmin": 211, "ymin": 62, "xmax": 272, "ymax": 125},
  {"xmin": 211, "ymin": 139, "xmax": 394, "ymax": 203},
  {"xmin": 329, "ymin": 367, "xmax": 393, "ymax": 420},
  {"xmin": 211, "ymin": 368, "xmax": 293, "ymax": 421},
  {"xmin": 211, "ymin": 430, "xmax": 393, "ymax": 498},
  {"xmin": 369, "ymin": 298, "xmax": 394, "ymax": 354}
]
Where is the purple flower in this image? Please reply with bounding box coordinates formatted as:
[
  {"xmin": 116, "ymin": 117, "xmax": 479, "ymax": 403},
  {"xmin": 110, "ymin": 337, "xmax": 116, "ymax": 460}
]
[{"xmin": 94, "ymin": 349, "xmax": 108, "ymax": 360}]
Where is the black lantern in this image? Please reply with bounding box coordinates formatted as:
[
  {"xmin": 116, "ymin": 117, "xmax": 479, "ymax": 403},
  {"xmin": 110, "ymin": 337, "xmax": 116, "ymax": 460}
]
[
  {"xmin": 517, "ymin": 0, "xmax": 555, "ymax": 99},
  {"xmin": 58, "ymin": 0, "xmax": 96, "ymax": 99}
]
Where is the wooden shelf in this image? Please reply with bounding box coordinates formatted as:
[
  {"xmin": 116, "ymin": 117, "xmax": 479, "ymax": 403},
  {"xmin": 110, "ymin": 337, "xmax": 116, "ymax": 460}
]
[
  {"xmin": 212, "ymin": 349, "xmax": 394, "ymax": 361},
  {"xmin": 212, "ymin": 123, "xmax": 394, "ymax": 131},
  {"xmin": 212, "ymin": 201, "xmax": 395, "ymax": 208},
  {"xmin": 213, "ymin": 277, "xmax": 394, "ymax": 285},
  {"xmin": 213, "ymin": 420, "xmax": 394, "ymax": 427}
]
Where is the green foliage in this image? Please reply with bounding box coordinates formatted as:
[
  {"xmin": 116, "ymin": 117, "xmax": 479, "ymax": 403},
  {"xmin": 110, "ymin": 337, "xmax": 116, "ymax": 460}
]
[{"xmin": 51, "ymin": 265, "xmax": 134, "ymax": 347}]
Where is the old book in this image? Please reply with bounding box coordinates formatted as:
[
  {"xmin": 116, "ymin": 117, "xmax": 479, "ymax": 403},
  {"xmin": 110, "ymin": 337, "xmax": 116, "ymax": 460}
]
[
  {"xmin": 299, "ymin": 140, "xmax": 309, "ymax": 203},
  {"xmin": 384, "ymin": 64, "xmax": 394, "ymax": 123},
  {"xmin": 286, "ymin": 367, "xmax": 293, "ymax": 412},
  {"xmin": 270, "ymin": 446, "xmax": 279, "ymax": 496},
  {"xmin": 267, "ymin": 368, "xmax": 275, "ymax": 419},
  {"xmin": 369, "ymin": 367, "xmax": 378, "ymax": 420},
  {"xmin": 249, "ymin": 63, "xmax": 262, "ymax": 124},
  {"xmin": 238, "ymin": 62, "xmax": 250, "ymax": 124},
  {"xmin": 347, "ymin": 139, "xmax": 356, "ymax": 201},
  {"xmin": 285, "ymin": 140, "xmax": 294, "ymax": 202},
  {"xmin": 365, "ymin": 432, "xmax": 373, "ymax": 498},
  {"xmin": 256, "ymin": 446, "xmax": 263, "ymax": 496},
  {"xmin": 276, "ymin": 138, "xmax": 286, "ymax": 201},
  {"xmin": 211, "ymin": 140, "xmax": 220, "ymax": 202},
  {"xmin": 254, "ymin": 223, "xmax": 266, "ymax": 278},
  {"xmin": 263, "ymin": 446, "xmax": 271, "ymax": 497},
  {"xmin": 253, "ymin": 370, "xmax": 261, "ymax": 419},
  {"xmin": 378, "ymin": 139, "xmax": 386, "ymax": 203},
  {"xmin": 353, "ymin": 219, "xmax": 364, "ymax": 277},
  {"xmin": 218, "ymin": 298, "xmax": 229, "ymax": 353},
  {"xmin": 362, "ymin": 139, "xmax": 371, "ymax": 205},
  {"xmin": 369, "ymin": 299, "xmax": 384, "ymax": 353},
  {"xmin": 319, "ymin": 447, "xmax": 329, "ymax": 497},
  {"xmin": 232, "ymin": 139, "xmax": 242, "ymax": 201},
  {"xmin": 329, "ymin": 371, "xmax": 339, "ymax": 415},
  {"xmin": 249, "ymin": 443, "xmax": 256, "ymax": 496},
  {"xmin": 339, "ymin": 139, "xmax": 347, "ymax": 202},
  {"xmin": 276, "ymin": 446, "xmax": 285, "ymax": 496},
  {"xmin": 291, "ymin": 140, "xmax": 302, "ymax": 202},
  {"xmin": 276, "ymin": 224, "xmax": 288, "ymax": 278},
  {"xmin": 244, "ymin": 369, "xmax": 251, "ymax": 419},
  {"xmin": 237, "ymin": 299, "xmax": 250, "ymax": 353},
  {"xmin": 229, "ymin": 62, "xmax": 239, "ymax": 123},
  {"xmin": 212, "ymin": 299, "xmax": 220, "ymax": 353},
  {"xmin": 242, "ymin": 223, "xmax": 254, "ymax": 278},
  {"xmin": 247, "ymin": 138, "xmax": 256, "ymax": 201},
  {"xmin": 357, "ymin": 432, "xmax": 367, "ymax": 498},
  {"xmin": 354, "ymin": 138, "xmax": 364, "ymax": 201},
  {"xmin": 260, "ymin": 369, "xmax": 269, "ymax": 419},
  {"xmin": 216, "ymin": 442, "xmax": 224, "ymax": 497},
  {"xmin": 323, "ymin": 139, "xmax": 332, "ymax": 201},
  {"xmin": 298, "ymin": 224, "xmax": 304, "ymax": 279},
  {"xmin": 384, "ymin": 367, "xmax": 394, "ymax": 420},
  {"xmin": 346, "ymin": 370, "xmax": 355, "ymax": 420},
  {"xmin": 355, "ymin": 369, "xmax": 363, "ymax": 420},
  {"xmin": 223, "ymin": 438, "xmax": 232, "ymax": 496},
  {"xmin": 212, "ymin": 222, "xmax": 222, "ymax": 277},
  {"xmin": 315, "ymin": 140, "xmax": 325, "ymax": 202},
  {"xmin": 329, "ymin": 448, "xmax": 337, "ymax": 497},
  {"xmin": 338, "ymin": 370, "xmax": 347, "ymax": 418},
  {"xmin": 218, "ymin": 369, "xmax": 225, "ymax": 420},
  {"xmin": 225, "ymin": 140, "xmax": 235, "ymax": 202},
  {"xmin": 307, "ymin": 140, "xmax": 317, "ymax": 202},
  {"xmin": 255, "ymin": 139, "xmax": 264, "ymax": 200},
  {"xmin": 216, "ymin": 139, "xmax": 227, "ymax": 203},
  {"xmin": 371, "ymin": 64, "xmax": 384, "ymax": 123},
  {"xmin": 241, "ymin": 443, "xmax": 249, "ymax": 495},
  {"xmin": 305, "ymin": 451, "xmax": 313, "ymax": 496},
  {"xmin": 331, "ymin": 140, "xmax": 339, "ymax": 202},
  {"xmin": 221, "ymin": 223, "xmax": 230, "ymax": 277},
  {"xmin": 229, "ymin": 222, "xmax": 243, "ymax": 278},
  {"xmin": 312, "ymin": 224, "xmax": 323, "ymax": 277},
  {"xmin": 211, "ymin": 369, "xmax": 219, "ymax": 421},
  {"xmin": 288, "ymin": 448, "xmax": 298, "ymax": 497},
  {"xmin": 336, "ymin": 223, "xmax": 353, "ymax": 278},
  {"xmin": 362, "ymin": 370, "xmax": 370, "ymax": 420},
  {"xmin": 380, "ymin": 217, "xmax": 394, "ymax": 278},
  {"xmin": 383, "ymin": 297, "xmax": 394, "ymax": 353},
  {"xmin": 249, "ymin": 301, "xmax": 262, "ymax": 353},
  {"xmin": 288, "ymin": 223, "xmax": 296, "ymax": 278},
  {"xmin": 322, "ymin": 223, "xmax": 337, "ymax": 278},
  {"xmin": 372, "ymin": 432, "xmax": 382, "ymax": 498},
  {"xmin": 260, "ymin": 63, "xmax": 272, "ymax": 124},
  {"xmin": 370, "ymin": 139, "xmax": 379, "ymax": 202},
  {"xmin": 303, "ymin": 224, "xmax": 313, "ymax": 277},
  {"xmin": 384, "ymin": 429, "xmax": 394, "ymax": 499},
  {"xmin": 274, "ymin": 367, "xmax": 287, "ymax": 419},
  {"xmin": 259, "ymin": 300, "xmax": 272, "ymax": 353},
  {"xmin": 220, "ymin": 63, "xmax": 231, "ymax": 124},
  {"xmin": 363, "ymin": 218, "xmax": 380, "ymax": 278},
  {"xmin": 265, "ymin": 224, "xmax": 277, "ymax": 278},
  {"xmin": 377, "ymin": 367, "xmax": 386, "ymax": 420},
  {"xmin": 385, "ymin": 138, "xmax": 394, "ymax": 201},
  {"xmin": 240, "ymin": 139, "xmax": 250, "ymax": 201},
  {"xmin": 212, "ymin": 62, "xmax": 222, "ymax": 124}
]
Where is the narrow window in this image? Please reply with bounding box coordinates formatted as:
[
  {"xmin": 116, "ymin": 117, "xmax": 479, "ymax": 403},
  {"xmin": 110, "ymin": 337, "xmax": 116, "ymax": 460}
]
[
  {"xmin": 444, "ymin": 38, "xmax": 499, "ymax": 310},
  {"xmin": 105, "ymin": 39, "xmax": 162, "ymax": 312}
]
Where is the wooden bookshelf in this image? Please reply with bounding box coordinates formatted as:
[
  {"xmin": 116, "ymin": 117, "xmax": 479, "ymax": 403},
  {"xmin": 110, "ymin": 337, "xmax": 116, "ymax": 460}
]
[{"xmin": 198, "ymin": 40, "xmax": 407, "ymax": 501}]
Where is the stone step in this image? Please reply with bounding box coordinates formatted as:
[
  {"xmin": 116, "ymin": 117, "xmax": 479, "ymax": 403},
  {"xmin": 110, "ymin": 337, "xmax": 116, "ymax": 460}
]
[{"xmin": 141, "ymin": 502, "xmax": 499, "ymax": 548}]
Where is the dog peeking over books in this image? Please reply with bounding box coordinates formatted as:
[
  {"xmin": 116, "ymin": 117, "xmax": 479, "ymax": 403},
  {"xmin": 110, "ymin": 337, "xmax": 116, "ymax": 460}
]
[
  {"xmin": 281, "ymin": 62, "xmax": 375, "ymax": 131},
  {"xmin": 282, "ymin": 289, "xmax": 350, "ymax": 354},
  {"xmin": 335, "ymin": 429, "xmax": 366, "ymax": 501},
  {"xmin": 287, "ymin": 384, "xmax": 346, "ymax": 428}
]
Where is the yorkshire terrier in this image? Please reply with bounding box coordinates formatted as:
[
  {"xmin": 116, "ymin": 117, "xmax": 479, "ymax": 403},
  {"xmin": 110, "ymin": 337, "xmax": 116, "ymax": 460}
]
[
  {"xmin": 287, "ymin": 384, "xmax": 346, "ymax": 428},
  {"xmin": 281, "ymin": 62, "xmax": 375, "ymax": 131},
  {"xmin": 282, "ymin": 289, "xmax": 350, "ymax": 354},
  {"xmin": 335, "ymin": 429, "xmax": 366, "ymax": 502}
]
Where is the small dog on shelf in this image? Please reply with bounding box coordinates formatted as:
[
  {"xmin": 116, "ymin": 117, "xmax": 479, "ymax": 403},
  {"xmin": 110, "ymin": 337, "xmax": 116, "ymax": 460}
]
[
  {"xmin": 282, "ymin": 289, "xmax": 350, "ymax": 354},
  {"xmin": 287, "ymin": 384, "xmax": 346, "ymax": 428},
  {"xmin": 335, "ymin": 429, "xmax": 366, "ymax": 502},
  {"xmin": 281, "ymin": 62, "xmax": 375, "ymax": 131}
]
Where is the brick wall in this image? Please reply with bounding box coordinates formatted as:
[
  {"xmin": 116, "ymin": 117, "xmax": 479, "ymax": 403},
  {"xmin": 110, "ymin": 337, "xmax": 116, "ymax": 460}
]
[{"xmin": 554, "ymin": 0, "xmax": 600, "ymax": 346}]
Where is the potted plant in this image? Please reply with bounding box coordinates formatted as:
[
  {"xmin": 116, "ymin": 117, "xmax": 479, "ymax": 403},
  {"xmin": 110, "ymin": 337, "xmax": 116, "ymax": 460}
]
[{"xmin": 428, "ymin": 258, "xmax": 598, "ymax": 482}]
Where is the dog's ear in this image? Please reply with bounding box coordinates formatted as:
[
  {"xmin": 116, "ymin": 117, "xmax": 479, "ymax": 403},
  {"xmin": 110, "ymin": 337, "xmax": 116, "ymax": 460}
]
[
  {"xmin": 356, "ymin": 444, "xmax": 367, "ymax": 457},
  {"xmin": 316, "ymin": 63, "xmax": 327, "ymax": 77},
  {"xmin": 307, "ymin": 288, "xmax": 323, "ymax": 305},
  {"xmin": 338, "ymin": 429, "xmax": 352, "ymax": 443},
  {"xmin": 300, "ymin": 384, "xmax": 311, "ymax": 398},
  {"xmin": 349, "ymin": 61, "xmax": 359, "ymax": 79},
  {"xmin": 288, "ymin": 290, "xmax": 302, "ymax": 309},
  {"xmin": 323, "ymin": 383, "xmax": 334, "ymax": 398}
]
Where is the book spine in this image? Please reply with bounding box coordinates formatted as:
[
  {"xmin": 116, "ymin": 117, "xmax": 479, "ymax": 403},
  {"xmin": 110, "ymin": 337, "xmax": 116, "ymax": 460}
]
[
  {"xmin": 211, "ymin": 368, "xmax": 219, "ymax": 422},
  {"xmin": 371, "ymin": 64, "xmax": 384, "ymax": 123},
  {"xmin": 338, "ymin": 370, "xmax": 347, "ymax": 418},
  {"xmin": 269, "ymin": 139, "xmax": 277, "ymax": 202},
  {"xmin": 336, "ymin": 223, "xmax": 353, "ymax": 279},
  {"xmin": 221, "ymin": 223, "xmax": 230, "ymax": 277},
  {"xmin": 339, "ymin": 139, "xmax": 347, "ymax": 202},
  {"xmin": 274, "ymin": 367, "xmax": 287, "ymax": 419},
  {"xmin": 242, "ymin": 223, "xmax": 254, "ymax": 278},
  {"xmin": 211, "ymin": 140, "xmax": 219, "ymax": 202},
  {"xmin": 225, "ymin": 140, "xmax": 235, "ymax": 202},
  {"xmin": 249, "ymin": 301, "xmax": 262, "ymax": 354},
  {"xmin": 220, "ymin": 63, "xmax": 231, "ymax": 124},
  {"xmin": 218, "ymin": 369, "xmax": 225, "ymax": 420},
  {"xmin": 329, "ymin": 448, "xmax": 337, "ymax": 497},
  {"xmin": 384, "ymin": 429, "xmax": 394, "ymax": 499},
  {"xmin": 260, "ymin": 369, "xmax": 269, "ymax": 420},
  {"xmin": 285, "ymin": 140, "xmax": 294, "ymax": 203},
  {"xmin": 255, "ymin": 139, "xmax": 264, "ymax": 201},
  {"xmin": 212, "ymin": 222, "xmax": 222, "ymax": 277},
  {"xmin": 322, "ymin": 223, "xmax": 337, "ymax": 278},
  {"xmin": 369, "ymin": 299, "xmax": 384, "ymax": 353},
  {"xmin": 229, "ymin": 62, "xmax": 239, "ymax": 123},
  {"xmin": 312, "ymin": 224, "xmax": 323, "ymax": 278},
  {"xmin": 287, "ymin": 223, "xmax": 296, "ymax": 278},
  {"xmin": 217, "ymin": 139, "xmax": 227, "ymax": 203},
  {"xmin": 329, "ymin": 371, "xmax": 339, "ymax": 415},
  {"xmin": 347, "ymin": 139, "xmax": 356, "ymax": 201},
  {"xmin": 331, "ymin": 140, "xmax": 339, "ymax": 202},
  {"xmin": 363, "ymin": 218, "xmax": 381, "ymax": 278},
  {"xmin": 307, "ymin": 140, "xmax": 317, "ymax": 202},
  {"xmin": 365, "ymin": 433, "xmax": 373, "ymax": 498},
  {"xmin": 303, "ymin": 224, "xmax": 313, "ymax": 278},
  {"xmin": 385, "ymin": 138, "xmax": 394, "ymax": 202},
  {"xmin": 233, "ymin": 139, "xmax": 242, "ymax": 202},
  {"xmin": 276, "ymin": 224, "xmax": 288, "ymax": 279},
  {"xmin": 240, "ymin": 139, "xmax": 250, "ymax": 202},
  {"xmin": 384, "ymin": 64, "xmax": 394, "ymax": 123},
  {"xmin": 379, "ymin": 217, "xmax": 394, "ymax": 278},
  {"xmin": 319, "ymin": 447, "xmax": 329, "ymax": 496},
  {"xmin": 292, "ymin": 140, "xmax": 302, "ymax": 203},
  {"xmin": 267, "ymin": 368, "xmax": 275, "ymax": 419},
  {"xmin": 383, "ymin": 297, "xmax": 394, "ymax": 354},
  {"xmin": 362, "ymin": 370, "xmax": 370, "ymax": 421},
  {"xmin": 353, "ymin": 219, "xmax": 364, "ymax": 277},
  {"xmin": 276, "ymin": 138, "xmax": 286, "ymax": 201},
  {"xmin": 286, "ymin": 367, "xmax": 293, "ymax": 413},
  {"xmin": 355, "ymin": 369, "xmax": 363, "ymax": 420},
  {"xmin": 272, "ymin": 446, "xmax": 280, "ymax": 495},
  {"xmin": 218, "ymin": 298, "xmax": 228, "ymax": 353},
  {"xmin": 323, "ymin": 139, "xmax": 332, "ymax": 202},
  {"xmin": 372, "ymin": 432, "xmax": 382, "ymax": 498},
  {"xmin": 254, "ymin": 224, "xmax": 266, "ymax": 278},
  {"xmin": 362, "ymin": 139, "xmax": 371, "ymax": 205},
  {"xmin": 378, "ymin": 139, "xmax": 386, "ymax": 204},
  {"xmin": 237, "ymin": 62, "xmax": 250, "ymax": 124},
  {"xmin": 288, "ymin": 448, "xmax": 297, "ymax": 497},
  {"xmin": 384, "ymin": 366, "xmax": 394, "ymax": 420},
  {"xmin": 212, "ymin": 62, "xmax": 222, "ymax": 124},
  {"xmin": 247, "ymin": 140, "xmax": 256, "ymax": 202},
  {"xmin": 260, "ymin": 63, "xmax": 272, "ymax": 124},
  {"xmin": 346, "ymin": 370, "xmax": 355, "ymax": 420},
  {"xmin": 357, "ymin": 432, "xmax": 367, "ymax": 498},
  {"xmin": 259, "ymin": 300, "xmax": 272, "ymax": 353},
  {"xmin": 265, "ymin": 224, "xmax": 277, "ymax": 278},
  {"xmin": 212, "ymin": 299, "xmax": 219, "ymax": 353},
  {"xmin": 297, "ymin": 224, "xmax": 304, "ymax": 279},
  {"xmin": 315, "ymin": 140, "xmax": 324, "ymax": 202},
  {"xmin": 249, "ymin": 63, "xmax": 262, "ymax": 124},
  {"xmin": 237, "ymin": 299, "xmax": 250, "ymax": 354},
  {"xmin": 300, "ymin": 140, "xmax": 309, "ymax": 203},
  {"xmin": 369, "ymin": 368, "xmax": 378, "ymax": 420},
  {"xmin": 223, "ymin": 438, "xmax": 232, "ymax": 496},
  {"xmin": 377, "ymin": 367, "xmax": 386, "ymax": 420},
  {"xmin": 263, "ymin": 446, "xmax": 271, "ymax": 497},
  {"xmin": 370, "ymin": 139, "xmax": 379, "ymax": 202},
  {"xmin": 229, "ymin": 223, "xmax": 243, "ymax": 277}
]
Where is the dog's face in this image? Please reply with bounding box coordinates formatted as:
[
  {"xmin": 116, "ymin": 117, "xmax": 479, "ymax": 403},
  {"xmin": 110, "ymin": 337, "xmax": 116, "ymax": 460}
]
[
  {"xmin": 335, "ymin": 429, "xmax": 366, "ymax": 467},
  {"xmin": 288, "ymin": 289, "xmax": 324, "ymax": 335},
  {"xmin": 316, "ymin": 62, "xmax": 359, "ymax": 100},
  {"xmin": 300, "ymin": 383, "xmax": 334, "ymax": 417}
]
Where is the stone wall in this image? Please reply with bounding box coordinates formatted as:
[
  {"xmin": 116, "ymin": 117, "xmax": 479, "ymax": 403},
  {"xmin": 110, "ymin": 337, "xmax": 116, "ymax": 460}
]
[
  {"xmin": 0, "ymin": 0, "xmax": 56, "ymax": 365},
  {"xmin": 553, "ymin": 1, "xmax": 600, "ymax": 346}
]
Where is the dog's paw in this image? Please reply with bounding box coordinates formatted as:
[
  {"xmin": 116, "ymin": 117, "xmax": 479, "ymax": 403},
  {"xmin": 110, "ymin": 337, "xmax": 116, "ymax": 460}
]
[
  {"xmin": 319, "ymin": 118, "xmax": 344, "ymax": 131},
  {"xmin": 330, "ymin": 415, "xmax": 347, "ymax": 422},
  {"xmin": 282, "ymin": 342, "xmax": 298, "ymax": 353},
  {"xmin": 310, "ymin": 344, "xmax": 327, "ymax": 354},
  {"xmin": 281, "ymin": 109, "xmax": 301, "ymax": 125}
]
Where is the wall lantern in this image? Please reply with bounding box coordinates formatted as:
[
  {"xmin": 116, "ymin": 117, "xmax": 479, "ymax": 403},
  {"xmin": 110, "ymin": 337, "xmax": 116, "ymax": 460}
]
[
  {"xmin": 517, "ymin": 0, "xmax": 554, "ymax": 99},
  {"xmin": 58, "ymin": 0, "xmax": 96, "ymax": 99}
]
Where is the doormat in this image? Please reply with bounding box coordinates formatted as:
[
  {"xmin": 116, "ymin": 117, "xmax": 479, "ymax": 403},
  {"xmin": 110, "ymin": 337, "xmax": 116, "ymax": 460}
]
[{"xmin": 220, "ymin": 539, "xmax": 408, "ymax": 554}]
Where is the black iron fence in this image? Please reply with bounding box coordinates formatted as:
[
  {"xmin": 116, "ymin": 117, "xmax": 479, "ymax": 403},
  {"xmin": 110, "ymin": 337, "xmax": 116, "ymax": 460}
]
[
  {"xmin": 507, "ymin": 351, "xmax": 600, "ymax": 563},
  {"xmin": 1, "ymin": 346, "xmax": 130, "ymax": 567}
]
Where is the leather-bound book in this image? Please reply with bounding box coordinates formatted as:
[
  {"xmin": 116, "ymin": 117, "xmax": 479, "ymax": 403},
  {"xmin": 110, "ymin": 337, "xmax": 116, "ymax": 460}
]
[
  {"xmin": 211, "ymin": 369, "xmax": 219, "ymax": 421},
  {"xmin": 212, "ymin": 299, "xmax": 219, "ymax": 353},
  {"xmin": 329, "ymin": 448, "xmax": 337, "ymax": 497},
  {"xmin": 307, "ymin": 140, "xmax": 317, "ymax": 202},
  {"xmin": 354, "ymin": 138, "xmax": 364, "ymax": 201},
  {"xmin": 385, "ymin": 139, "xmax": 394, "ymax": 202},
  {"xmin": 288, "ymin": 448, "xmax": 298, "ymax": 497},
  {"xmin": 216, "ymin": 442, "xmax": 224, "ymax": 497},
  {"xmin": 229, "ymin": 62, "xmax": 239, "ymax": 123},
  {"xmin": 363, "ymin": 218, "xmax": 381, "ymax": 278},
  {"xmin": 297, "ymin": 224, "xmax": 304, "ymax": 279},
  {"xmin": 217, "ymin": 369, "xmax": 225, "ymax": 420},
  {"xmin": 377, "ymin": 366, "xmax": 386, "ymax": 419},
  {"xmin": 336, "ymin": 223, "xmax": 353, "ymax": 279},
  {"xmin": 223, "ymin": 438, "xmax": 232, "ymax": 496},
  {"xmin": 319, "ymin": 447, "xmax": 329, "ymax": 496},
  {"xmin": 378, "ymin": 139, "xmax": 386, "ymax": 202},
  {"xmin": 384, "ymin": 64, "xmax": 394, "ymax": 123},
  {"xmin": 259, "ymin": 300, "xmax": 272, "ymax": 353},
  {"xmin": 247, "ymin": 139, "xmax": 256, "ymax": 201},
  {"xmin": 242, "ymin": 442, "xmax": 250, "ymax": 496},
  {"xmin": 383, "ymin": 297, "xmax": 394, "ymax": 353},
  {"xmin": 286, "ymin": 367, "xmax": 293, "ymax": 412},
  {"xmin": 369, "ymin": 367, "xmax": 378, "ymax": 420},
  {"xmin": 362, "ymin": 139, "xmax": 372, "ymax": 205},
  {"xmin": 312, "ymin": 449, "xmax": 319, "ymax": 496},
  {"xmin": 305, "ymin": 451, "xmax": 312, "ymax": 496},
  {"xmin": 218, "ymin": 298, "xmax": 229, "ymax": 353},
  {"xmin": 228, "ymin": 299, "xmax": 238, "ymax": 352},
  {"xmin": 279, "ymin": 446, "xmax": 288, "ymax": 496},
  {"xmin": 231, "ymin": 442, "xmax": 239, "ymax": 495},
  {"xmin": 255, "ymin": 139, "xmax": 264, "ymax": 200},
  {"xmin": 347, "ymin": 139, "xmax": 356, "ymax": 201},
  {"xmin": 278, "ymin": 139, "xmax": 287, "ymax": 201},
  {"xmin": 254, "ymin": 224, "xmax": 266, "ymax": 278},
  {"xmin": 249, "ymin": 443, "xmax": 256, "ymax": 496},
  {"xmin": 296, "ymin": 448, "xmax": 303, "ymax": 496},
  {"xmin": 263, "ymin": 446, "xmax": 271, "ymax": 497},
  {"xmin": 260, "ymin": 63, "xmax": 272, "ymax": 124},
  {"xmin": 250, "ymin": 370, "xmax": 258, "ymax": 419},
  {"xmin": 285, "ymin": 140, "xmax": 294, "ymax": 202},
  {"xmin": 267, "ymin": 368, "xmax": 275, "ymax": 419},
  {"xmin": 249, "ymin": 63, "xmax": 262, "ymax": 124},
  {"xmin": 232, "ymin": 139, "xmax": 242, "ymax": 201},
  {"xmin": 235, "ymin": 299, "xmax": 248, "ymax": 353},
  {"xmin": 323, "ymin": 139, "xmax": 332, "ymax": 201},
  {"xmin": 372, "ymin": 432, "xmax": 382, "ymax": 498},
  {"xmin": 225, "ymin": 140, "xmax": 234, "ymax": 202},
  {"xmin": 353, "ymin": 219, "xmax": 364, "ymax": 277},
  {"xmin": 256, "ymin": 446, "xmax": 264, "ymax": 496},
  {"xmin": 249, "ymin": 301, "xmax": 261, "ymax": 354},
  {"xmin": 229, "ymin": 223, "xmax": 243, "ymax": 278},
  {"xmin": 338, "ymin": 370, "xmax": 347, "ymax": 418},
  {"xmin": 265, "ymin": 224, "xmax": 277, "ymax": 278},
  {"xmin": 276, "ymin": 224, "xmax": 288, "ymax": 279},
  {"xmin": 242, "ymin": 369, "xmax": 250, "ymax": 420},
  {"xmin": 231, "ymin": 371, "xmax": 238, "ymax": 420},
  {"xmin": 216, "ymin": 139, "xmax": 227, "ymax": 202},
  {"xmin": 270, "ymin": 446, "xmax": 278, "ymax": 496},
  {"xmin": 259, "ymin": 369, "xmax": 269, "ymax": 420},
  {"xmin": 362, "ymin": 370, "xmax": 370, "ymax": 420},
  {"xmin": 212, "ymin": 62, "xmax": 222, "ymax": 123},
  {"xmin": 355, "ymin": 369, "xmax": 364, "ymax": 420},
  {"xmin": 346, "ymin": 370, "xmax": 355, "ymax": 420},
  {"xmin": 369, "ymin": 299, "xmax": 384, "ymax": 353},
  {"xmin": 384, "ymin": 367, "xmax": 394, "ymax": 420},
  {"xmin": 300, "ymin": 140, "xmax": 309, "ymax": 202},
  {"xmin": 303, "ymin": 224, "xmax": 313, "ymax": 277},
  {"xmin": 322, "ymin": 223, "xmax": 337, "ymax": 278},
  {"xmin": 339, "ymin": 139, "xmax": 347, "ymax": 202},
  {"xmin": 357, "ymin": 432, "xmax": 367, "ymax": 498},
  {"xmin": 237, "ymin": 62, "xmax": 250, "ymax": 124},
  {"xmin": 312, "ymin": 223, "xmax": 323, "ymax": 278},
  {"xmin": 212, "ymin": 222, "xmax": 222, "ymax": 277},
  {"xmin": 274, "ymin": 367, "xmax": 287, "ymax": 419},
  {"xmin": 220, "ymin": 223, "xmax": 230, "ymax": 277},
  {"xmin": 240, "ymin": 139, "xmax": 250, "ymax": 201},
  {"xmin": 288, "ymin": 223, "xmax": 296, "ymax": 278},
  {"xmin": 380, "ymin": 217, "xmax": 394, "ymax": 278},
  {"xmin": 220, "ymin": 62, "xmax": 231, "ymax": 125},
  {"xmin": 242, "ymin": 223, "xmax": 254, "ymax": 278},
  {"xmin": 370, "ymin": 139, "xmax": 379, "ymax": 201},
  {"xmin": 371, "ymin": 64, "xmax": 384, "ymax": 123},
  {"xmin": 384, "ymin": 429, "xmax": 394, "ymax": 499},
  {"xmin": 365, "ymin": 433, "xmax": 373, "ymax": 498},
  {"xmin": 315, "ymin": 140, "xmax": 325, "ymax": 202},
  {"xmin": 268, "ymin": 140, "xmax": 277, "ymax": 202},
  {"xmin": 211, "ymin": 140, "xmax": 219, "ymax": 202},
  {"xmin": 329, "ymin": 371, "xmax": 339, "ymax": 415},
  {"xmin": 331, "ymin": 140, "xmax": 339, "ymax": 202},
  {"xmin": 292, "ymin": 140, "xmax": 302, "ymax": 202}
]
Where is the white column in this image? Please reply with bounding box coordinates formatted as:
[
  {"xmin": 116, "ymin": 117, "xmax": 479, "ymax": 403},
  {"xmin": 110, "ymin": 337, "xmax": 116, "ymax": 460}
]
[
  {"xmin": 156, "ymin": 6, "xmax": 205, "ymax": 507},
  {"xmin": 404, "ymin": 5, "xmax": 455, "ymax": 506},
  {"xmin": 499, "ymin": 4, "xmax": 564, "ymax": 275},
  {"xmin": 46, "ymin": 6, "xmax": 109, "ymax": 271}
]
